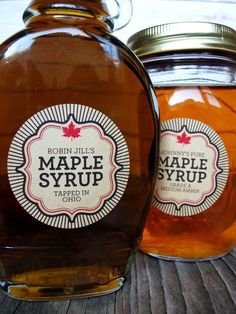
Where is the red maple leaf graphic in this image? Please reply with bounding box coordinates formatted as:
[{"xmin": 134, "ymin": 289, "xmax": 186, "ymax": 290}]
[
  {"xmin": 63, "ymin": 122, "xmax": 81, "ymax": 139},
  {"xmin": 177, "ymin": 132, "xmax": 191, "ymax": 145}
]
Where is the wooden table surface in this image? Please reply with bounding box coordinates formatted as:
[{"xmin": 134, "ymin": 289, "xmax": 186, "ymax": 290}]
[
  {"xmin": 0, "ymin": 250, "xmax": 236, "ymax": 313},
  {"xmin": 1, "ymin": 0, "xmax": 236, "ymax": 313}
]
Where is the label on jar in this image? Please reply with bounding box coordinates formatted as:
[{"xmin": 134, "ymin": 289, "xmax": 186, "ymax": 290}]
[
  {"xmin": 153, "ymin": 118, "xmax": 229, "ymax": 216},
  {"xmin": 8, "ymin": 104, "xmax": 130, "ymax": 229}
]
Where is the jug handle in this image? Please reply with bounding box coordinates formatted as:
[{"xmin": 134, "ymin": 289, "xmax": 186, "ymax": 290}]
[{"xmin": 109, "ymin": 0, "xmax": 133, "ymax": 31}]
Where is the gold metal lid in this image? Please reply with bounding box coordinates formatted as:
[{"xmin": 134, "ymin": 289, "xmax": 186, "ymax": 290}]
[{"xmin": 127, "ymin": 22, "xmax": 236, "ymax": 58}]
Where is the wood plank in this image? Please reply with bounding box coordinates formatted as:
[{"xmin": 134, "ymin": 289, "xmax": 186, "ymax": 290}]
[
  {"xmin": 0, "ymin": 292, "xmax": 21, "ymax": 314},
  {"xmin": 198, "ymin": 260, "xmax": 236, "ymax": 313},
  {"xmin": 114, "ymin": 274, "xmax": 133, "ymax": 314},
  {"xmin": 212, "ymin": 257, "xmax": 236, "ymax": 303},
  {"xmin": 176, "ymin": 262, "xmax": 215, "ymax": 314},
  {"xmin": 143, "ymin": 254, "xmax": 166, "ymax": 314},
  {"xmin": 66, "ymin": 299, "xmax": 88, "ymax": 314},
  {"xmin": 49, "ymin": 301, "xmax": 71, "ymax": 314},
  {"xmin": 133, "ymin": 252, "xmax": 153, "ymax": 313},
  {"xmin": 222, "ymin": 252, "xmax": 236, "ymax": 276},
  {"xmin": 68, "ymin": 294, "xmax": 116, "ymax": 314},
  {"xmin": 159, "ymin": 259, "xmax": 186, "ymax": 314},
  {"xmin": 231, "ymin": 248, "xmax": 236, "ymax": 258}
]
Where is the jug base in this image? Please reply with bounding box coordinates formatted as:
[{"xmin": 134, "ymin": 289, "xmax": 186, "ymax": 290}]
[{"xmin": 0, "ymin": 277, "xmax": 125, "ymax": 301}]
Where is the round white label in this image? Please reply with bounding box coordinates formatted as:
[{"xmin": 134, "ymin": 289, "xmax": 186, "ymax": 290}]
[
  {"xmin": 153, "ymin": 118, "xmax": 229, "ymax": 216},
  {"xmin": 8, "ymin": 104, "xmax": 130, "ymax": 228}
]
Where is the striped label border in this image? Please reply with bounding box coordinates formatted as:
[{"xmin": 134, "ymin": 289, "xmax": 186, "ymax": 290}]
[
  {"xmin": 8, "ymin": 104, "xmax": 130, "ymax": 229},
  {"xmin": 153, "ymin": 118, "xmax": 229, "ymax": 216}
]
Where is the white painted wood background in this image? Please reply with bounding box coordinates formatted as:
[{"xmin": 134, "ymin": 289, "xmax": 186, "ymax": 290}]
[{"xmin": 0, "ymin": 0, "xmax": 235, "ymax": 44}]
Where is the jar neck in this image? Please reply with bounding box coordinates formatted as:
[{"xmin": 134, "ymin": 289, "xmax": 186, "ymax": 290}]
[
  {"xmin": 142, "ymin": 51, "xmax": 236, "ymax": 86},
  {"xmin": 23, "ymin": 0, "xmax": 113, "ymax": 31}
]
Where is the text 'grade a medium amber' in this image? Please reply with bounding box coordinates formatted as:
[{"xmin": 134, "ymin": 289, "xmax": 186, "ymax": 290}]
[
  {"xmin": 0, "ymin": 0, "xmax": 159, "ymax": 300},
  {"xmin": 128, "ymin": 21, "xmax": 236, "ymax": 261}
]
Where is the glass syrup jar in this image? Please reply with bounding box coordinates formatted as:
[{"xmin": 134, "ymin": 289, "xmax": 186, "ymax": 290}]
[
  {"xmin": 0, "ymin": 0, "xmax": 159, "ymax": 300},
  {"xmin": 128, "ymin": 22, "xmax": 236, "ymax": 261}
]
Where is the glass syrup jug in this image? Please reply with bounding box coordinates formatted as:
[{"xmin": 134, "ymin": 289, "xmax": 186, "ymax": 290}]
[{"xmin": 0, "ymin": 0, "xmax": 159, "ymax": 300}]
